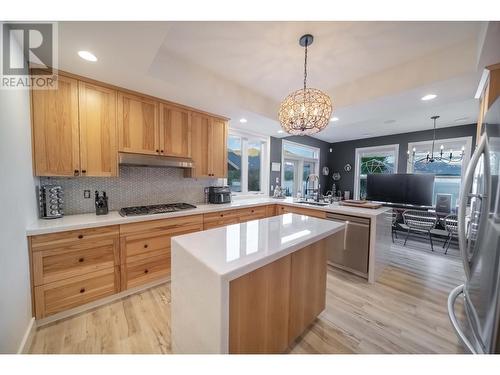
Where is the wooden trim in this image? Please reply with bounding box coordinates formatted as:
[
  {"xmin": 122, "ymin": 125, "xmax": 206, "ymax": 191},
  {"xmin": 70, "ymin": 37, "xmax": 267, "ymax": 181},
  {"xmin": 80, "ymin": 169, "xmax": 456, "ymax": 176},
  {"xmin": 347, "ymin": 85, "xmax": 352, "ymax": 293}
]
[{"xmin": 53, "ymin": 69, "xmax": 230, "ymax": 122}]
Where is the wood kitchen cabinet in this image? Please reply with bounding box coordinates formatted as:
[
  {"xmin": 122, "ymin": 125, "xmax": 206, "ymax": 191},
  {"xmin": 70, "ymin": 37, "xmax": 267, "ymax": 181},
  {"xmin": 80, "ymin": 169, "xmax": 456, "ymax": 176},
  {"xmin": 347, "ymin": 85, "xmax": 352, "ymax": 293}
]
[
  {"xmin": 476, "ymin": 63, "xmax": 500, "ymax": 144},
  {"xmin": 159, "ymin": 104, "xmax": 192, "ymax": 158},
  {"xmin": 30, "ymin": 225, "xmax": 120, "ymax": 319},
  {"xmin": 117, "ymin": 92, "xmax": 159, "ymax": 155},
  {"xmin": 187, "ymin": 111, "xmax": 228, "ymax": 178},
  {"xmin": 31, "ymin": 75, "xmax": 118, "ymax": 177},
  {"xmin": 31, "ymin": 75, "xmax": 80, "ymax": 176},
  {"xmin": 119, "ymin": 215, "xmax": 203, "ymax": 290},
  {"xmin": 78, "ymin": 82, "xmax": 118, "ymax": 177},
  {"xmin": 276, "ymin": 204, "xmax": 326, "ymax": 219}
]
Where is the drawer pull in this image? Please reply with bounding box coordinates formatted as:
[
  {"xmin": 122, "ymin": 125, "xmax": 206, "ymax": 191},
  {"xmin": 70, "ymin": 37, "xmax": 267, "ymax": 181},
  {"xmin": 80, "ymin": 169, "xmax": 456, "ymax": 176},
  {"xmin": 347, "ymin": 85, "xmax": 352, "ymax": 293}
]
[
  {"xmin": 78, "ymin": 257, "xmax": 84, "ymax": 263},
  {"xmin": 144, "ymin": 244, "xmax": 148, "ymax": 248},
  {"xmin": 220, "ymin": 214, "xmax": 224, "ymax": 217},
  {"xmin": 78, "ymin": 234, "xmax": 84, "ymax": 239},
  {"xmin": 144, "ymin": 269, "xmax": 149, "ymax": 274},
  {"xmin": 80, "ymin": 288, "xmax": 85, "ymax": 294}
]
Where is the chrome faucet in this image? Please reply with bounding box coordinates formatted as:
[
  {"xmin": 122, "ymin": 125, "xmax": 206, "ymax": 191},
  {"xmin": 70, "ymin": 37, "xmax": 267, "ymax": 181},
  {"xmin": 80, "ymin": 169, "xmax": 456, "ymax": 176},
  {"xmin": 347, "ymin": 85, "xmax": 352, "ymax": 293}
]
[{"xmin": 305, "ymin": 174, "xmax": 321, "ymax": 202}]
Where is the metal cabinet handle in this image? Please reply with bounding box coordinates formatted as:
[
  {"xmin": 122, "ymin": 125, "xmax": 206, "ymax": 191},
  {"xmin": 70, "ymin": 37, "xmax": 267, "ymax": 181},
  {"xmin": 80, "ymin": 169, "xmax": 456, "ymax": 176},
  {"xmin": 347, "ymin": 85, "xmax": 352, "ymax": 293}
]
[
  {"xmin": 343, "ymin": 221, "xmax": 348, "ymax": 250},
  {"xmin": 447, "ymin": 284, "xmax": 480, "ymax": 354}
]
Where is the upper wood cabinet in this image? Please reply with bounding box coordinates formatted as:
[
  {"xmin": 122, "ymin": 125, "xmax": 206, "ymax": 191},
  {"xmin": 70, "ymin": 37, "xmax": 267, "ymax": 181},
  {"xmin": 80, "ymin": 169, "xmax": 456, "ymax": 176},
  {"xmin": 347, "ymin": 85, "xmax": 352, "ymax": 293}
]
[
  {"xmin": 78, "ymin": 82, "xmax": 118, "ymax": 177},
  {"xmin": 31, "ymin": 75, "xmax": 118, "ymax": 177},
  {"xmin": 476, "ymin": 63, "xmax": 500, "ymax": 144},
  {"xmin": 31, "ymin": 75, "xmax": 80, "ymax": 177},
  {"xmin": 188, "ymin": 112, "xmax": 228, "ymax": 178},
  {"xmin": 117, "ymin": 92, "xmax": 159, "ymax": 155},
  {"xmin": 159, "ymin": 104, "xmax": 191, "ymax": 158}
]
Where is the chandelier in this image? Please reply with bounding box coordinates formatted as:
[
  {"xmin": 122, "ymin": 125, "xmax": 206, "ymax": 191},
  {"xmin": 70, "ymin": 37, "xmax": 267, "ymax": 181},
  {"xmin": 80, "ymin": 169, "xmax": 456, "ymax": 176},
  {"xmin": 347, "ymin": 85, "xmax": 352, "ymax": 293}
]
[
  {"xmin": 411, "ymin": 115, "xmax": 465, "ymax": 164},
  {"xmin": 278, "ymin": 34, "xmax": 333, "ymax": 136}
]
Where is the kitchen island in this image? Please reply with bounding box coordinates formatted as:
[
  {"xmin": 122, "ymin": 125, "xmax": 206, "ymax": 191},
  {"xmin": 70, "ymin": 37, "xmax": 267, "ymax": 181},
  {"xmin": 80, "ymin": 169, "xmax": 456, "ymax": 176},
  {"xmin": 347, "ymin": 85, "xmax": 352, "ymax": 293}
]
[{"xmin": 171, "ymin": 213, "xmax": 345, "ymax": 354}]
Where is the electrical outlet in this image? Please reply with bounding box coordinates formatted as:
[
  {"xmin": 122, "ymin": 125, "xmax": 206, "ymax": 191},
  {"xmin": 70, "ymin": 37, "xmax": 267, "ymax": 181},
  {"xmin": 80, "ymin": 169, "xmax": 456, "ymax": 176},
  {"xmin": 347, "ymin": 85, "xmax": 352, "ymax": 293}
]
[{"xmin": 84, "ymin": 190, "xmax": 91, "ymax": 199}]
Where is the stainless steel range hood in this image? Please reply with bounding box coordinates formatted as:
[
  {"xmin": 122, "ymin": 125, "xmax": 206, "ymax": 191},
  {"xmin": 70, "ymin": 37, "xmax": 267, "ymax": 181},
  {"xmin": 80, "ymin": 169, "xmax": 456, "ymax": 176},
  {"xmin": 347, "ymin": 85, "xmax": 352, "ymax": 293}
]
[{"xmin": 118, "ymin": 152, "xmax": 194, "ymax": 169}]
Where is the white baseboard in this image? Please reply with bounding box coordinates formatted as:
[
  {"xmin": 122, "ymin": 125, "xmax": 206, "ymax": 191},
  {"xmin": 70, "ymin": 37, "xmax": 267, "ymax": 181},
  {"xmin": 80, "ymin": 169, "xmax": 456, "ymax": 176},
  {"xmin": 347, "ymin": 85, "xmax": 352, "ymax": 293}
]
[{"xmin": 17, "ymin": 317, "xmax": 36, "ymax": 354}]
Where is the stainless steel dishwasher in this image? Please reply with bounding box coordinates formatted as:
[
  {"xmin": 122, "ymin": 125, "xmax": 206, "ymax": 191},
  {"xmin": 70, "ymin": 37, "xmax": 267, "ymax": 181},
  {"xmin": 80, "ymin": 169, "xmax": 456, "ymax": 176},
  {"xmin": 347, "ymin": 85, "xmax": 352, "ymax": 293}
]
[{"xmin": 325, "ymin": 212, "xmax": 371, "ymax": 277}]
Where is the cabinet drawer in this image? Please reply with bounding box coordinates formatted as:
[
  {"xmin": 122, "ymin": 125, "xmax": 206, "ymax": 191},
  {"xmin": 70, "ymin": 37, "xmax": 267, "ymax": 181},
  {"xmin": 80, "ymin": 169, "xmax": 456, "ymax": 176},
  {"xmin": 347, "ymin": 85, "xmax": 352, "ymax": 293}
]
[
  {"xmin": 120, "ymin": 214, "xmax": 203, "ymax": 236},
  {"xmin": 122, "ymin": 254, "xmax": 170, "ymax": 290},
  {"xmin": 238, "ymin": 206, "xmax": 268, "ymax": 223},
  {"xmin": 34, "ymin": 267, "xmax": 119, "ymax": 319},
  {"xmin": 32, "ymin": 238, "xmax": 119, "ymax": 286},
  {"xmin": 31, "ymin": 225, "xmax": 119, "ymax": 250},
  {"xmin": 277, "ymin": 205, "xmax": 326, "ymax": 219},
  {"xmin": 203, "ymin": 217, "xmax": 240, "ymax": 230},
  {"xmin": 203, "ymin": 209, "xmax": 243, "ymax": 224},
  {"xmin": 123, "ymin": 235, "xmax": 171, "ymax": 264}
]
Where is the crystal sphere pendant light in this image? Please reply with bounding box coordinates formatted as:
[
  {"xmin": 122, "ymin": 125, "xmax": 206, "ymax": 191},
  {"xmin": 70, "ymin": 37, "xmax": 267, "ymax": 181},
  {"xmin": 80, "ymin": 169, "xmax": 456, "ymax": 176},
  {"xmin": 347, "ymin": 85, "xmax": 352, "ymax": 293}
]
[{"xmin": 278, "ymin": 34, "xmax": 333, "ymax": 135}]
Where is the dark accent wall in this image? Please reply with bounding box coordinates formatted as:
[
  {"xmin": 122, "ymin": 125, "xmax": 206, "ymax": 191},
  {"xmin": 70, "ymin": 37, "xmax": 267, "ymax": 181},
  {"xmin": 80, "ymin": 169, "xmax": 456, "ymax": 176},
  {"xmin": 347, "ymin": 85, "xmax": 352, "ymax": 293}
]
[
  {"xmin": 269, "ymin": 135, "xmax": 332, "ymax": 195},
  {"xmin": 327, "ymin": 124, "xmax": 477, "ymax": 196}
]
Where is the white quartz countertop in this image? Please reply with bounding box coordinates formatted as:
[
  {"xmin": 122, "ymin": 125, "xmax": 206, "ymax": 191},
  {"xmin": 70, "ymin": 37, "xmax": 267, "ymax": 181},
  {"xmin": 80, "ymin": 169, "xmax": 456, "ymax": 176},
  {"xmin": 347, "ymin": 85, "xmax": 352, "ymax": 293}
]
[
  {"xmin": 26, "ymin": 197, "xmax": 391, "ymax": 236},
  {"xmin": 172, "ymin": 213, "xmax": 345, "ymax": 280}
]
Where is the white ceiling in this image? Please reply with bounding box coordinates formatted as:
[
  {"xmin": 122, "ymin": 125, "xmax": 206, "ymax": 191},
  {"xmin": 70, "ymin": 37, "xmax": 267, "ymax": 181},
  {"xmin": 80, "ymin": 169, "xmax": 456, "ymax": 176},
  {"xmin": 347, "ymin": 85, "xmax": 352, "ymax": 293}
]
[{"xmin": 57, "ymin": 21, "xmax": 490, "ymax": 143}]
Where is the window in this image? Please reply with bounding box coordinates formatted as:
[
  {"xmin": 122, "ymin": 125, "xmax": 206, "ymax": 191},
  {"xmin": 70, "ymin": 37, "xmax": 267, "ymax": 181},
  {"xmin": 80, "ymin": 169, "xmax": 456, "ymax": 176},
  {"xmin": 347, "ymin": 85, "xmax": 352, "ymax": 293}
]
[
  {"xmin": 407, "ymin": 137, "xmax": 472, "ymax": 207},
  {"xmin": 227, "ymin": 130, "xmax": 269, "ymax": 194},
  {"xmin": 281, "ymin": 141, "xmax": 320, "ymax": 197},
  {"xmin": 354, "ymin": 144, "xmax": 399, "ymax": 200}
]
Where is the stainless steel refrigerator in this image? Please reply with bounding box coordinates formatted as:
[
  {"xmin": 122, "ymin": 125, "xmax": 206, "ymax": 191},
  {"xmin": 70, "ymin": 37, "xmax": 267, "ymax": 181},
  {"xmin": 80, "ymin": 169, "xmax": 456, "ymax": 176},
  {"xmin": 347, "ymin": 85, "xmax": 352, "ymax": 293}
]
[{"xmin": 448, "ymin": 98, "xmax": 500, "ymax": 354}]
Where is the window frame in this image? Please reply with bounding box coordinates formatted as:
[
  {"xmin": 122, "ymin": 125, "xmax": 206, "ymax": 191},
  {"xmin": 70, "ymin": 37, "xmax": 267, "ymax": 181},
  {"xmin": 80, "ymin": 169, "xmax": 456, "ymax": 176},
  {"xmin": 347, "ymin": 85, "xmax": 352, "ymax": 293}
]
[
  {"xmin": 354, "ymin": 144, "xmax": 399, "ymax": 200},
  {"xmin": 406, "ymin": 136, "xmax": 472, "ymax": 179},
  {"xmin": 281, "ymin": 140, "xmax": 321, "ymax": 197},
  {"xmin": 227, "ymin": 128, "xmax": 270, "ymax": 196}
]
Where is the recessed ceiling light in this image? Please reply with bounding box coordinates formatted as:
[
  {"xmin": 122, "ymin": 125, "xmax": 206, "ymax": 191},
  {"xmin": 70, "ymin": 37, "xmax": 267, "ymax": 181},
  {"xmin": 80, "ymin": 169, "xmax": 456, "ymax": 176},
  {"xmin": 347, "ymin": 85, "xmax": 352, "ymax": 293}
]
[
  {"xmin": 78, "ymin": 51, "xmax": 97, "ymax": 62},
  {"xmin": 421, "ymin": 94, "xmax": 437, "ymax": 101},
  {"xmin": 277, "ymin": 130, "xmax": 285, "ymax": 134},
  {"xmin": 330, "ymin": 117, "xmax": 339, "ymax": 122},
  {"xmin": 239, "ymin": 118, "xmax": 247, "ymax": 123}
]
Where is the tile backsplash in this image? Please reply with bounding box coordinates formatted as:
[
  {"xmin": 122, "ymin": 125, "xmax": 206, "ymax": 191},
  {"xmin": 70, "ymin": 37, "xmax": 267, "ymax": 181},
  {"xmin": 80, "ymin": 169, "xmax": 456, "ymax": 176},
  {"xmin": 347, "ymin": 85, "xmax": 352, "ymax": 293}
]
[{"xmin": 40, "ymin": 166, "xmax": 218, "ymax": 215}]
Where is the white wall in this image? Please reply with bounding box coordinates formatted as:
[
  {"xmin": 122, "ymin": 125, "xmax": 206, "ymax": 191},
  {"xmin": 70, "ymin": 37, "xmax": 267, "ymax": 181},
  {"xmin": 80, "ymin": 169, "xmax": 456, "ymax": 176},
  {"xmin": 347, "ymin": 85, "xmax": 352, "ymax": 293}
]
[{"xmin": 0, "ymin": 28, "xmax": 39, "ymax": 353}]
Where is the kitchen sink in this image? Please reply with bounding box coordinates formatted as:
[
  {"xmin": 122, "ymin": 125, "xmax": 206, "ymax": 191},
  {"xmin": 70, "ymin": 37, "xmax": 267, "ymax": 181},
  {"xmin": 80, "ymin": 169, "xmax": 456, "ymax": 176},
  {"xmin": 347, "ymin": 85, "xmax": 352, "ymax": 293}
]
[{"xmin": 296, "ymin": 201, "xmax": 330, "ymax": 207}]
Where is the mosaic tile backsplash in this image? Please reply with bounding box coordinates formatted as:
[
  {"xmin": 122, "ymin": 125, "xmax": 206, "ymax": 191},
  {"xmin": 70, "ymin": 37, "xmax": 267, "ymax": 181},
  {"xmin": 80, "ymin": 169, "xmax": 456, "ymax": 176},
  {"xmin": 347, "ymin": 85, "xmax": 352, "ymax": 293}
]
[{"xmin": 40, "ymin": 166, "xmax": 218, "ymax": 215}]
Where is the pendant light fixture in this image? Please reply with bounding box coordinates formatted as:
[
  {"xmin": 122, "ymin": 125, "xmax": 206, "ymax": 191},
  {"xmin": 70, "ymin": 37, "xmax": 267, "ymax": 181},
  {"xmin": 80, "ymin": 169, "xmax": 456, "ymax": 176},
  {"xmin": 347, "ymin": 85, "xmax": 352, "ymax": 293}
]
[
  {"xmin": 278, "ymin": 34, "xmax": 333, "ymax": 136},
  {"xmin": 411, "ymin": 115, "xmax": 465, "ymax": 164}
]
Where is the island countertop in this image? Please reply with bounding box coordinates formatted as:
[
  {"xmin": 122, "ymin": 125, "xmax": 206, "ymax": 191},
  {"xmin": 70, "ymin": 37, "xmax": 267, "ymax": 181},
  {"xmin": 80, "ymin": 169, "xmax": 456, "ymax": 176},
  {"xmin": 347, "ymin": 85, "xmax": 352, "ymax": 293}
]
[{"xmin": 171, "ymin": 213, "xmax": 345, "ymax": 281}]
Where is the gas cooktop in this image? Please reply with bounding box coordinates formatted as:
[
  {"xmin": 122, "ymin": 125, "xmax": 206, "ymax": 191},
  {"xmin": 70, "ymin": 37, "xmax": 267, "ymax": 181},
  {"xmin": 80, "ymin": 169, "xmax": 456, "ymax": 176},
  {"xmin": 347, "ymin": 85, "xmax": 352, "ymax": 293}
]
[{"xmin": 119, "ymin": 203, "xmax": 197, "ymax": 217}]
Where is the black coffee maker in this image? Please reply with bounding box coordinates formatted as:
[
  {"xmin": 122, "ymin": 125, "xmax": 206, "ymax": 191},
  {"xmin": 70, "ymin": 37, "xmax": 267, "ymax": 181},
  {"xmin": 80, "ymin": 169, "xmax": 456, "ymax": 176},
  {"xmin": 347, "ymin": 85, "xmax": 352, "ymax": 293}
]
[{"xmin": 95, "ymin": 191, "xmax": 109, "ymax": 215}]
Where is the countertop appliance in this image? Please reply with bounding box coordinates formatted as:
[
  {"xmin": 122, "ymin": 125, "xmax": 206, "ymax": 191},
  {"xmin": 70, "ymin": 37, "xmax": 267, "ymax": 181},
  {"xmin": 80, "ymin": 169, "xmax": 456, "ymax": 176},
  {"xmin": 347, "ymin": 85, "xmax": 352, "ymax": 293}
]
[
  {"xmin": 119, "ymin": 203, "xmax": 197, "ymax": 217},
  {"xmin": 37, "ymin": 184, "xmax": 64, "ymax": 219},
  {"xmin": 448, "ymin": 98, "xmax": 500, "ymax": 354},
  {"xmin": 208, "ymin": 186, "xmax": 231, "ymax": 204}
]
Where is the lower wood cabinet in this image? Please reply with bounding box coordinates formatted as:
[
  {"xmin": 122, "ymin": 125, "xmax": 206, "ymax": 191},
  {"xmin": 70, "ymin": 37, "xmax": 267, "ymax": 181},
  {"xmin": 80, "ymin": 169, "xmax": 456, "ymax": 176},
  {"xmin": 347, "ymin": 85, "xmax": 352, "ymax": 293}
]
[
  {"xmin": 28, "ymin": 205, "xmax": 283, "ymax": 319},
  {"xmin": 276, "ymin": 204, "xmax": 326, "ymax": 219},
  {"xmin": 228, "ymin": 238, "xmax": 328, "ymax": 353},
  {"xmin": 119, "ymin": 215, "xmax": 204, "ymax": 290},
  {"xmin": 121, "ymin": 253, "xmax": 170, "ymax": 290},
  {"xmin": 203, "ymin": 205, "xmax": 269, "ymax": 230},
  {"xmin": 34, "ymin": 267, "xmax": 120, "ymax": 319}
]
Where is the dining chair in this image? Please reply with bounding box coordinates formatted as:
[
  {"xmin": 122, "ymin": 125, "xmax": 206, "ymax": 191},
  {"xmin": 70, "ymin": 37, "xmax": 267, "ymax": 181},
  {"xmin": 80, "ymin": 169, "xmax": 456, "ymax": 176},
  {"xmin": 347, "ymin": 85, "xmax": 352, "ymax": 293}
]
[
  {"xmin": 442, "ymin": 214, "xmax": 458, "ymax": 255},
  {"xmin": 402, "ymin": 210, "xmax": 438, "ymax": 251}
]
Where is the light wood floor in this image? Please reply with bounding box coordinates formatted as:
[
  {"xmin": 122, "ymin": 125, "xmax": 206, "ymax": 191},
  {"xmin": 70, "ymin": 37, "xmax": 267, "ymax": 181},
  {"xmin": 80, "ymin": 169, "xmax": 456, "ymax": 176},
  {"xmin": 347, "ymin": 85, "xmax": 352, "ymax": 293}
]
[{"xmin": 29, "ymin": 244, "xmax": 466, "ymax": 354}]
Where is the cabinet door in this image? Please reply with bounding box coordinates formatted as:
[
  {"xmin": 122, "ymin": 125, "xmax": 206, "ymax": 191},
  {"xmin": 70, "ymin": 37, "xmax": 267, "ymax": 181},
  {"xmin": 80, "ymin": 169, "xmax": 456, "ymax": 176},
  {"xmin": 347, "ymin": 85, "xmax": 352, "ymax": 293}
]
[
  {"xmin": 209, "ymin": 118, "xmax": 228, "ymax": 178},
  {"xmin": 288, "ymin": 239, "xmax": 327, "ymax": 343},
  {"xmin": 229, "ymin": 255, "xmax": 291, "ymax": 354},
  {"xmin": 78, "ymin": 82, "xmax": 118, "ymax": 177},
  {"xmin": 117, "ymin": 92, "xmax": 159, "ymax": 155},
  {"xmin": 159, "ymin": 104, "xmax": 191, "ymax": 158},
  {"xmin": 189, "ymin": 112, "xmax": 211, "ymax": 177},
  {"xmin": 31, "ymin": 75, "xmax": 80, "ymax": 176}
]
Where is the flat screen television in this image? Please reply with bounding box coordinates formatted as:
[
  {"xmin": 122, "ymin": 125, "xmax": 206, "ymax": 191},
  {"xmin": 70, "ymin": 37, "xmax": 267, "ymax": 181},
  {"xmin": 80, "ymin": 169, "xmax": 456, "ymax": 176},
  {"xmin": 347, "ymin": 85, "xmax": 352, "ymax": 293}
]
[{"xmin": 366, "ymin": 173, "xmax": 435, "ymax": 206}]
